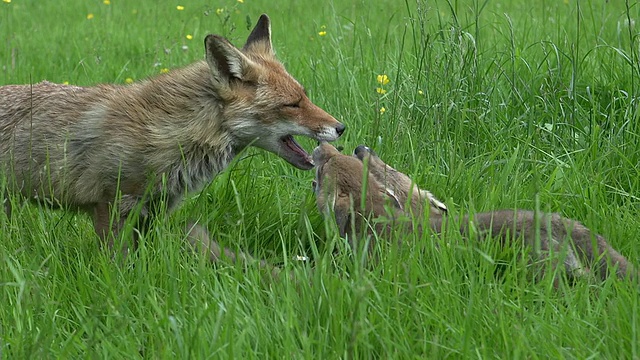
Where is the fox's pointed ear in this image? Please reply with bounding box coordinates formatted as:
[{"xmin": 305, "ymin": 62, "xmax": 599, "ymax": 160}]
[
  {"xmin": 243, "ymin": 14, "xmax": 273, "ymax": 54},
  {"xmin": 205, "ymin": 35, "xmax": 255, "ymax": 87}
]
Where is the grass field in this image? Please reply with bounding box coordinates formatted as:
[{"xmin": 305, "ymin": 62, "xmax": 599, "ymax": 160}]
[{"xmin": 2, "ymin": 0, "xmax": 640, "ymax": 358}]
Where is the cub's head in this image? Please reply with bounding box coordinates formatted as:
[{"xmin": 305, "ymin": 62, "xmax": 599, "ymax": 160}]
[
  {"xmin": 204, "ymin": 14, "xmax": 344, "ymax": 170},
  {"xmin": 353, "ymin": 145, "xmax": 447, "ymax": 217},
  {"xmin": 311, "ymin": 142, "xmax": 403, "ymax": 241}
]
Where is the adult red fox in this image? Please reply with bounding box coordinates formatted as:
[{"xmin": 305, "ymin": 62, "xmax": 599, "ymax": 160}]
[
  {"xmin": 312, "ymin": 142, "xmax": 636, "ymax": 283},
  {"xmin": 0, "ymin": 15, "xmax": 344, "ymax": 255}
]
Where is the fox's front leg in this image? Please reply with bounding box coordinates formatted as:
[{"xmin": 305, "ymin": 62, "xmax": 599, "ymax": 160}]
[
  {"xmin": 2, "ymin": 198, "xmax": 10, "ymax": 220},
  {"xmin": 184, "ymin": 222, "xmax": 232, "ymax": 262},
  {"xmin": 185, "ymin": 222, "xmax": 282, "ymax": 278},
  {"xmin": 92, "ymin": 196, "xmax": 148, "ymax": 258},
  {"xmin": 1, "ymin": 185, "xmax": 11, "ymax": 219}
]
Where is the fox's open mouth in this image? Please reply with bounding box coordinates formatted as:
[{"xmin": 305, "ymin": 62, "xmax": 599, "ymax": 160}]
[{"xmin": 280, "ymin": 135, "xmax": 314, "ymax": 170}]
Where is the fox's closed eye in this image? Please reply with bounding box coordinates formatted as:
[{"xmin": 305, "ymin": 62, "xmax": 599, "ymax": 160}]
[{"xmin": 284, "ymin": 102, "xmax": 300, "ymax": 108}]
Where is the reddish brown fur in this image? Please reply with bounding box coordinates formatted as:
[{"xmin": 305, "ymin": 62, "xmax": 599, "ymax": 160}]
[
  {"xmin": 313, "ymin": 143, "xmax": 636, "ymax": 283},
  {"xmin": 0, "ymin": 15, "xmax": 344, "ymax": 257}
]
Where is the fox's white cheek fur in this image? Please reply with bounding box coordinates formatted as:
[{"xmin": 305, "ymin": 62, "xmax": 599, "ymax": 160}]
[{"xmin": 228, "ymin": 117, "xmax": 264, "ymax": 141}]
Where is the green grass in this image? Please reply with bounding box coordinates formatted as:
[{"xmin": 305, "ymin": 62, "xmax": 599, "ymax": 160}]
[{"xmin": 2, "ymin": 0, "xmax": 640, "ymax": 358}]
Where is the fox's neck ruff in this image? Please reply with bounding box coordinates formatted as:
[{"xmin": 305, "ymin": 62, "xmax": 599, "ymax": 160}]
[{"xmin": 163, "ymin": 143, "xmax": 235, "ymax": 206}]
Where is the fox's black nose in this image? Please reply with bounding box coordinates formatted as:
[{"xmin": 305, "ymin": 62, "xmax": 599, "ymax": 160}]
[{"xmin": 335, "ymin": 123, "xmax": 346, "ymax": 137}]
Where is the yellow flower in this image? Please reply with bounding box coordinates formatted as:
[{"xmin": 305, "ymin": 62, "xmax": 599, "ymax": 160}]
[
  {"xmin": 160, "ymin": 68, "xmax": 169, "ymax": 74},
  {"xmin": 125, "ymin": 78, "xmax": 134, "ymax": 84},
  {"xmin": 3, "ymin": 0, "xmax": 11, "ymax": 3},
  {"xmin": 63, "ymin": 81, "xmax": 69, "ymax": 85},
  {"xmin": 86, "ymin": 13, "xmax": 94, "ymax": 20},
  {"xmin": 318, "ymin": 31, "xmax": 327, "ymax": 36},
  {"xmin": 215, "ymin": 8, "xmax": 223, "ymax": 15},
  {"xmin": 379, "ymin": 107, "xmax": 386, "ymax": 114},
  {"xmin": 237, "ymin": 0, "xmax": 244, "ymax": 3},
  {"xmin": 176, "ymin": 5, "xmax": 184, "ymax": 10},
  {"xmin": 418, "ymin": 90, "xmax": 424, "ymax": 95},
  {"xmin": 186, "ymin": 34, "xmax": 193, "ymax": 40},
  {"xmin": 376, "ymin": 74, "xmax": 390, "ymax": 85},
  {"xmin": 376, "ymin": 87, "xmax": 386, "ymax": 95},
  {"xmin": 103, "ymin": 0, "xmax": 110, "ymax": 4}
]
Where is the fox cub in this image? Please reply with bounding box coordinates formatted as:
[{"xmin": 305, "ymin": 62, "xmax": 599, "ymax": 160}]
[{"xmin": 312, "ymin": 142, "xmax": 636, "ymax": 283}]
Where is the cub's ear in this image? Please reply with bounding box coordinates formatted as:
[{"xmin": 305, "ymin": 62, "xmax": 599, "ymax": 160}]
[
  {"xmin": 421, "ymin": 189, "xmax": 448, "ymax": 214},
  {"xmin": 353, "ymin": 145, "xmax": 377, "ymax": 160},
  {"xmin": 243, "ymin": 14, "xmax": 273, "ymax": 54},
  {"xmin": 384, "ymin": 188, "xmax": 403, "ymax": 211},
  {"xmin": 204, "ymin": 35, "xmax": 256, "ymax": 89}
]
